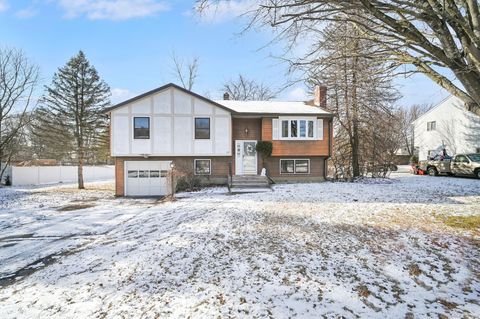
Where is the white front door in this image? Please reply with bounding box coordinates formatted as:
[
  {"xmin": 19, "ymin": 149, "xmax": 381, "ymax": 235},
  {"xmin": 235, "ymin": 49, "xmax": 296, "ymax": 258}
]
[{"xmin": 235, "ymin": 140, "xmax": 258, "ymax": 175}]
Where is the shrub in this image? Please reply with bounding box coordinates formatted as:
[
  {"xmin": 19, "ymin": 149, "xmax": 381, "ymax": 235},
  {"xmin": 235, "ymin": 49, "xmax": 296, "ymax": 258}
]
[
  {"xmin": 256, "ymin": 141, "xmax": 273, "ymax": 167},
  {"xmin": 175, "ymin": 175, "xmax": 201, "ymax": 192},
  {"xmin": 409, "ymin": 155, "xmax": 419, "ymax": 164}
]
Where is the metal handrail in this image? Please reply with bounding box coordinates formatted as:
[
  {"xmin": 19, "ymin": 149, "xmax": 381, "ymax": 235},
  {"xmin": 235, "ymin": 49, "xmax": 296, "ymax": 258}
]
[{"xmin": 227, "ymin": 161, "xmax": 233, "ymax": 191}]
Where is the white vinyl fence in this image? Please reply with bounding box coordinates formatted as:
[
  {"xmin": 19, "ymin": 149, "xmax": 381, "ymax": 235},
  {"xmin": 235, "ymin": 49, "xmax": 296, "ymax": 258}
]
[{"xmin": 12, "ymin": 165, "xmax": 115, "ymax": 186}]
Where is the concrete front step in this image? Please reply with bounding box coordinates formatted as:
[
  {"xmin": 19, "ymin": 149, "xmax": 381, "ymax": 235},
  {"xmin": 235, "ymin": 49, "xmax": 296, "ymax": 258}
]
[
  {"xmin": 231, "ymin": 184, "xmax": 270, "ymax": 189},
  {"xmin": 229, "ymin": 175, "xmax": 271, "ymax": 193},
  {"xmin": 232, "ymin": 176, "xmax": 268, "ymax": 180},
  {"xmin": 229, "ymin": 188, "xmax": 272, "ymax": 194}
]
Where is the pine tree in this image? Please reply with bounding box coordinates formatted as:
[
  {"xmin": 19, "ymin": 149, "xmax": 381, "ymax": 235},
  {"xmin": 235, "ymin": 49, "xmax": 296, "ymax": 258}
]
[{"xmin": 35, "ymin": 51, "xmax": 110, "ymax": 189}]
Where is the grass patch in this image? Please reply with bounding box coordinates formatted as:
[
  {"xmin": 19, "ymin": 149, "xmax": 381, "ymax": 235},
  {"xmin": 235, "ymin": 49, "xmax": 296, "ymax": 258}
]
[
  {"xmin": 57, "ymin": 203, "xmax": 96, "ymax": 212},
  {"xmin": 439, "ymin": 215, "xmax": 480, "ymax": 230}
]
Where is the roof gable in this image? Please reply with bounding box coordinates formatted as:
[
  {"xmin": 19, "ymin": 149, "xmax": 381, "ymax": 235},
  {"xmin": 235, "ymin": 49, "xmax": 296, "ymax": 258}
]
[{"xmin": 104, "ymin": 83, "xmax": 234, "ymax": 114}]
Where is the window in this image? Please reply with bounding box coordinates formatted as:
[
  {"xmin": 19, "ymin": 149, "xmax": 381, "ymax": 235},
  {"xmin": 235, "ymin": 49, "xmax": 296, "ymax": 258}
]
[
  {"xmin": 295, "ymin": 160, "xmax": 309, "ymax": 173},
  {"xmin": 427, "ymin": 121, "xmax": 436, "ymax": 131},
  {"xmin": 133, "ymin": 117, "xmax": 150, "ymax": 139},
  {"xmin": 282, "ymin": 120, "xmax": 289, "ymax": 138},
  {"xmin": 160, "ymin": 170, "xmax": 168, "ymax": 177},
  {"xmin": 280, "ymin": 159, "xmax": 310, "ymax": 174},
  {"xmin": 138, "ymin": 170, "xmax": 149, "ymax": 178},
  {"xmin": 308, "ymin": 121, "xmax": 314, "ymax": 138},
  {"xmin": 150, "ymin": 170, "xmax": 160, "ymax": 178},
  {"xmin": 280, "ymin": 160, "xmax": 294, "ymax": 174},
  {"xmin": 280, "ymin": 119, "xmax": 315, "ymax": 140},
  {"xmin": 476, "ymin": 147, "xmax": 480, "ymax": 153},
  {"xmin": 290, "ymin": 120, "xmax": 298, "ymax": 137},
  {"xmin": 194, "ymin": 159, "xmax": 211, "ymax": 175},
  {"xmin": 128, "ymin": 170, "xmax": 138, "ymax": 178},
  {"xmin": 299, "ymin": 120, "xmax": 306, "ymax": 137},
  {"xmin": 455, "ymin": 155, "xmax": 469, "ymax": 163},
  {"xmin": 195, "ymin": 118, "xmax": 210, "ymax": 139}
]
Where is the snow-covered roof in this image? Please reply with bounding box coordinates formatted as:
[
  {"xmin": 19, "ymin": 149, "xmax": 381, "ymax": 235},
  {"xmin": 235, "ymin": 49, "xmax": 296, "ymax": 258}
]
[{"xmin": 214, "ymin": 100, "xmax": 332, "ymax": 116}]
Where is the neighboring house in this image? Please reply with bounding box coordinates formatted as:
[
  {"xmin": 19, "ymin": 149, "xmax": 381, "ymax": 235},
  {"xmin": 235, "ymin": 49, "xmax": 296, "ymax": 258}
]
[
  {"xmin": 413, "ymin": 95, "xmax": 480, "ymax": 160},
  {"xmin": 105, "ymin": 83, "xmax": 333, "ymax": 196}
]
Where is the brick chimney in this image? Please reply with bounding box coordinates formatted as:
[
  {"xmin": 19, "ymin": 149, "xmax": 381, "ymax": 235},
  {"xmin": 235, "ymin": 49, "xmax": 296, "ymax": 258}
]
[
  {"xmin": 223, "ymin": 92, "xmax": 230, "ymax": 100},
  {"xmin": 314, "ymin": 85, "xmax": 327, "ymax": 108}
]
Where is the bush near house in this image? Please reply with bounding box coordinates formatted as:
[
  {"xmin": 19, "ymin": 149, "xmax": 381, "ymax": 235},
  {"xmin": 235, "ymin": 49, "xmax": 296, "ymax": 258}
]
[{"xmin": 256, "ymin": 141, "xmax": 273, "ymax": 168}]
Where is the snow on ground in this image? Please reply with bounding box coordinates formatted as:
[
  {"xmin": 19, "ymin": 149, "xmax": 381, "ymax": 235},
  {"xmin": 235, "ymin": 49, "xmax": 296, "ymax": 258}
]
[{"xmin": 0, "ymin": 174, "xmax": 479, "ymax": 318}]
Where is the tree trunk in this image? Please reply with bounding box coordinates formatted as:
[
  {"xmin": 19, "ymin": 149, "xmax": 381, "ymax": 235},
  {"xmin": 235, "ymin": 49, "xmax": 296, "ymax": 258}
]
[
  {"xmin": 351, "ymin": 41, "xmax": 361, "ymax": 178},
  {"xmin": 77, "ymin": 148, "xmax": 84, "ymax": 189}
]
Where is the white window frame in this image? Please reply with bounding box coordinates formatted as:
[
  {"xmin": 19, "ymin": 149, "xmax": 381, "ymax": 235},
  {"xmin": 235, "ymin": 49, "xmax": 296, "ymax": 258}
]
[
  {"xmin": 194, "ymin": 159, "xmax": 212, "ymax": 175},
  {"xmin": 279, "ymin": 118, "xmax": 316, "ymax": 140},
  {"xmin": 427, "ymin": 121, "xmax": 436, "ymax": 131},
  {"xmin": 279, "ymin": 159, "xmax": 310, "ymax": 174}
]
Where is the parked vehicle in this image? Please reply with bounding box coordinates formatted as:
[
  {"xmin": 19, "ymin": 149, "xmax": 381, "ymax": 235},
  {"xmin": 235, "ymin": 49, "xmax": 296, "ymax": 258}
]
[{"xmin": 419, "ymin": 153, "xmax": 480, "ymax": 178}]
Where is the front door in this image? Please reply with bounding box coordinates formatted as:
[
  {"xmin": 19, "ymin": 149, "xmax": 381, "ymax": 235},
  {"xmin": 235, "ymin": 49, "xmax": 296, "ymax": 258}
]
[{"xmin": 235, "ymin": 140, "xmax": 257, "ymax": 175}]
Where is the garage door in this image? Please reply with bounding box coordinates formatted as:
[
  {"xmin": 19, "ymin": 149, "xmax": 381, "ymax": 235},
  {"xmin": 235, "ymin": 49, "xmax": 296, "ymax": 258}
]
[{"xmin": 125, "ymin": 161, "xmax": 171, "ymax": 196}]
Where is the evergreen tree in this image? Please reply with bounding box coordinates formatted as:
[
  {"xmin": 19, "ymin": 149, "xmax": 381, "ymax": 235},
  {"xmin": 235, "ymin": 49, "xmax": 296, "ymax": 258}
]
[{"xmin": 35, "ymin": 51, "xmax": 110, "ymax": 189}]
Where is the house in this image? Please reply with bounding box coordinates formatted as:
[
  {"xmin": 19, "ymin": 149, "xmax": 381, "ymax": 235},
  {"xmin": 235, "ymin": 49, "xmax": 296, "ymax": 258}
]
[
  {"xmin": 413, "ymin": 95, "xmax": 480, "ymax": 160},
  {"xmin": 105, "ymin": 83, "xmax": 333, "ymax": 196}
]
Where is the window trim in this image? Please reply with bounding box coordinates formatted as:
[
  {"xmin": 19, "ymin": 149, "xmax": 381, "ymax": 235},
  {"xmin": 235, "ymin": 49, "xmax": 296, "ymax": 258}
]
[
  {"xmin": 279, "ymin": 118, "xmax": 316, "ymax": 140},
  {"xmin": 280, "ymin": 158, "xmax": 311, "ymax": 174},
  {"xmin": 133, "ymin": 117, "xmax": 150, "ymax": 139},
  {"xmin": 194, "ymin": 159, "xmax": 212, "ymax": 176},
  {"xmin": 194, "ymin": 117, "xmax": 211, "ymax": 140}
]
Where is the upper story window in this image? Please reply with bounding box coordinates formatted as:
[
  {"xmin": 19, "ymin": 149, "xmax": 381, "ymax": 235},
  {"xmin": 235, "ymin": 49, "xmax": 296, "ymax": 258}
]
[
  {"xmin": 133, "ymin": 117, "xmax": 150, "ymax": 139},
  {"xmin": 427, "ymin": 121, "xmax": 436, "ymax": 131},
  {"xmin": 195, "ymin": 118, "xmax": 210, "ymax": 139},
  {"xmin": 281, "ymin": 119, "xmax": 315, "ymax": 140}
]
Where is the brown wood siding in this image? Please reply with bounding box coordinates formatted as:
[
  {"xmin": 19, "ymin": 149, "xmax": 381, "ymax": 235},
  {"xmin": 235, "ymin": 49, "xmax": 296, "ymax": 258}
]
[
  {"xmin": 261, "ymin": 117, "xmax": 330, "ymax": 156},
  {"xmin": 265, "ymin": 156, "xmax": 325, "ymax": 177},
  {"xmin": 114, "ymin": 156, "xmax": 231, "ymax": 196},
  {"xmin": 232, "ymin": 118, "xmax": 262, "ymax": 141}
]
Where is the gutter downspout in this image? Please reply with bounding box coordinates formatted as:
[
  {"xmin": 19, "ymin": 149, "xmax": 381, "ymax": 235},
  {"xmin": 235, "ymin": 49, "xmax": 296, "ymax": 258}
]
[{"xmin": 324, "ymin": 118, "xmax": 333, "ymax": 180}]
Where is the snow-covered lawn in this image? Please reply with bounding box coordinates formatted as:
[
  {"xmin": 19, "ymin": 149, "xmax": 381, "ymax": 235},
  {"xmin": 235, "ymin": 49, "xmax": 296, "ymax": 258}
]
[{"xmin": 0, "ymin": 174, "xmax": 479, "ymax": 318}]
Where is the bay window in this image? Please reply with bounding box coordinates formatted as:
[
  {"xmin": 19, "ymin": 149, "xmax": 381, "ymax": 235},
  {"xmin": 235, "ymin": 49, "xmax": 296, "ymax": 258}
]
[{"xmin": 280, "ymin": 119, "xmax": 315, "ymax": 140}]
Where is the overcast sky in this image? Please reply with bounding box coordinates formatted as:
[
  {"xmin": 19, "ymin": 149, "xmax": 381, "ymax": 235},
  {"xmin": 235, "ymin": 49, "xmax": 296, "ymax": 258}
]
[{"xmin": 0, "ymin": 0, "xmax": 450, "ymax": 107}]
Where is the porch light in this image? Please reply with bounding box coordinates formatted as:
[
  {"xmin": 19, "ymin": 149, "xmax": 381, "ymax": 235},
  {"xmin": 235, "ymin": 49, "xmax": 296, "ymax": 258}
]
[{"xmin": 244, "ymin": 127, "xmax": 249, "ymax": 134}]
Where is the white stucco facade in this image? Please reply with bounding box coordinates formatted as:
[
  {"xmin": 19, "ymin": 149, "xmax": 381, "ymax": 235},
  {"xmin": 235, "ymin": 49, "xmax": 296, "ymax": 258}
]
[
  {"xmin": 413, "ymin": 96, "xmax": 480, "ymax": 160},
  {"xmin": 110, "ymin": 86, "xmax": 232, "ymax": 157}
]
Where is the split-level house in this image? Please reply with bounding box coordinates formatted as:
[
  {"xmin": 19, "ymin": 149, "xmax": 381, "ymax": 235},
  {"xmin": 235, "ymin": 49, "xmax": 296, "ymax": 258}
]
[
  {"xmin": 413, "ymin": 95, "xmax": 480, "ymax": 160},
  {"xmin": 106, "ymin": 83, "xmax": 333, "ymax": 196}
]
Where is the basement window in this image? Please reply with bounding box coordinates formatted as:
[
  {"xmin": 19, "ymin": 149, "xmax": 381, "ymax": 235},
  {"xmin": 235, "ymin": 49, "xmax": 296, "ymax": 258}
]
[
  {"xmin": 195, "ymin": 159, "xmax": 211, "ymax": 175},
  {"xmin": 280, "ymin": 159, "xmax": 310, "ymax": 174}
]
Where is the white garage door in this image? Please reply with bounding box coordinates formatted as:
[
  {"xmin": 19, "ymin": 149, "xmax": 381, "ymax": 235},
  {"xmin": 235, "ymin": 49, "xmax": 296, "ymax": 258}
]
[{"xmin": 125, "ymin": 161, "xmax": 171, "ymax": 196}]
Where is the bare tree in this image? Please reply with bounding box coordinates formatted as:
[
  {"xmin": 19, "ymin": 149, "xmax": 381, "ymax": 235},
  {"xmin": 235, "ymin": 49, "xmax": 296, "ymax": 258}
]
[
  {"xmin": 0, "ymin": 47, "xmax": 39, "ymax": 182},
  {"xmin": 222, "ymin": 74, "xmax": 276, "ymax": 100},
  {"xmin": 397, "ymin": 103, "xmax": 433, "ymax": 156},
  {"xmin": 438, "ymin": 119, "xmax": 459, "ymax": 155},
  {"xmin": 171, "ymin": 51, "xmax": 199, "ymax": 91},
  {"xmin": 305, "ymin": 21, "xmax": 399, "ymax": 178},
  {"xmin": 197, "ymin": 0, "xmax": 480, "ymax": 115}
]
